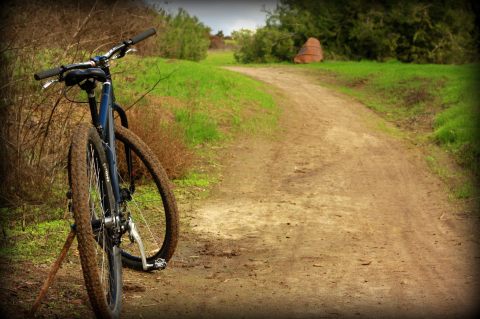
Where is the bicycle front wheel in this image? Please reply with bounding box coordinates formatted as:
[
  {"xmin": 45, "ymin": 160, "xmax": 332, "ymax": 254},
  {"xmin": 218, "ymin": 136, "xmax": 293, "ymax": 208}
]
[
  {"xmin": 69, "ymin": 123, "xmax": 122, "ymax": 318},
  {"xmin": 114, "ymin": 126, "xmax": 179, "ymax": 270}
]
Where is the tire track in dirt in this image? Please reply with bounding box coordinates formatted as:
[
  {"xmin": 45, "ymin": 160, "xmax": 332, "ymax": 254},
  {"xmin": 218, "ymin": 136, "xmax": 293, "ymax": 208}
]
[{"xmin": 124, "ymin": 67, "xmax": 479, "ymax": 318}]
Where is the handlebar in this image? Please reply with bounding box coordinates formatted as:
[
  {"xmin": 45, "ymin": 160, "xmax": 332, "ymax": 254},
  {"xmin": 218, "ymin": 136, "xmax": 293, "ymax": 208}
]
[
  {"xmin": 33, "ymin": 67, "xmax": 64, "ymax": 81},
  {"xmin": 34, "ymin": 62, "xmax": 95, "ymax": 81},
  {"xmin": 33, "ymin": 28, "xmax": 156, "ymax": 81},
  {"xmin": 130, "ymin": 28, "xmax": 156, "ymax": 45}
]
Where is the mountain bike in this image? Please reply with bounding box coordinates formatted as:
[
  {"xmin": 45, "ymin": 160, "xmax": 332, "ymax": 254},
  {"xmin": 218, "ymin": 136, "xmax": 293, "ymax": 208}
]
[{"xmin": 34, "ymin": 28, "xmax": 179, "ymax": 318}]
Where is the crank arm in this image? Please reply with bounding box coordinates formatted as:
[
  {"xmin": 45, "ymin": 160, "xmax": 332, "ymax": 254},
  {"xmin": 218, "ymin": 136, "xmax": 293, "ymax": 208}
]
[{"xmin": 128, "ymin": 220, "xmax": 166, "ymax": 271}]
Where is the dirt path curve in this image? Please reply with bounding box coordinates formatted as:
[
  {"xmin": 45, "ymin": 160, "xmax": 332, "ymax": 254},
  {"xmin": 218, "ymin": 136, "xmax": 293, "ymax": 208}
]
[{"xmin": 124, "ymin": 67, "xmax": 479, "ymax": 318}]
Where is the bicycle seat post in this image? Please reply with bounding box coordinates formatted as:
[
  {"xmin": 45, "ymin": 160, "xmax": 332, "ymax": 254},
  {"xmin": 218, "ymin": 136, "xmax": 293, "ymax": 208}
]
[{"xmin": 79, "ymin": 79, "xmax": 101, "ymax": 130}]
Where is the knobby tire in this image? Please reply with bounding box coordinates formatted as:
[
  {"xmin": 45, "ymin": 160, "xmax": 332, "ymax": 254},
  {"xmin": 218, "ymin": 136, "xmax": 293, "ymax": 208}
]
[
  {"xmin": 69, "ymin": 123, "xmax": 122, "ymax": 318},
  {"xmin": 115, "ymin": 126, "xmax": 179, "ymax": 269}
]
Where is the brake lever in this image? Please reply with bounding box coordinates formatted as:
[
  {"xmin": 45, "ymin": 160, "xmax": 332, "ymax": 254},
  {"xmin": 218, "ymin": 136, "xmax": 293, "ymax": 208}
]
[
  {"xmin": 126, "ymin": 48, "xmax": 137, "ymax": 55},
  {"xmin": 111, "ymin": 47, "xmax": 137, "ymax": 61},
  {"xmin": 42, "ymin": 79, "xmax": 59, "ymax": 90}
]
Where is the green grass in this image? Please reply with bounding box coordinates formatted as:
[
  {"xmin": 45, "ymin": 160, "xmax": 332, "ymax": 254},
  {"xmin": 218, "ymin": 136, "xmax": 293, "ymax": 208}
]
[
  {"xmin": 174, "ymin": 172, "xmax": 213, "ymax": 188},
  {"xmin": 174, "ymin": 108, "xmax": 222, "ymax": 144},
  {"xmin": 113, "ymin": 55, "xmax": 277, "ymax": 146},
  {"xmin": 0, "ymin": 218, "xmax": 71, "ymax": 263},
  {"xmin": 452, "ymin": 180, "xmax": 475, "ymax": 199},
  {"xmin": 295, "ymin": 60, "xmax": 479, "ymax": 178},
  {"xmin": 201, "ymin": 50, "xmax": 239, "ymax": 66}
]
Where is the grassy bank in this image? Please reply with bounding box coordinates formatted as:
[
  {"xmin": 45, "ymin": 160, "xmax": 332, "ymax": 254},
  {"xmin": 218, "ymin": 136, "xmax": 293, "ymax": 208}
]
[
  {"xmin": 295, "ymin": 60, "xmax": 479, "ymax": 197},
  {"xmin": 114, "ymin": 55, "xmax": 277, "ymax": 145}
]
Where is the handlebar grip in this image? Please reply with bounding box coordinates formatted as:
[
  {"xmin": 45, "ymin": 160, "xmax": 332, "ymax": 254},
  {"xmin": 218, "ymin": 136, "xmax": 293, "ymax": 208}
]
[
  {"xmin": 130, "ymin": 28, "xmax": 156, "ymax": 45},
  {"xmin": 34, "ymin": 66, "xmax": 63, "ymax": 81}
]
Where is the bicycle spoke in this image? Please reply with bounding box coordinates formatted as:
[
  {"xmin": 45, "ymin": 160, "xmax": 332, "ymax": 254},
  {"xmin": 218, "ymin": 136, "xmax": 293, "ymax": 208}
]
[
  {"xmin": 127, "ymin": 192, "xmax": 161, "ymax": 251},
  {"xmin": 118, "ymin": 173, "xmax": 164, "ymax": 255},
  {"xmin": 87, "ymin": 144, "xmax": 112, "ymax": 301}
]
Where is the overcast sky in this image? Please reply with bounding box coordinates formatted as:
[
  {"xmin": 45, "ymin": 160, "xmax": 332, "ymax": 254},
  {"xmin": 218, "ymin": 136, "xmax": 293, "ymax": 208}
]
[{"xmin": 147, "ymin": 0, "xmax": 279, "ymax": 35}]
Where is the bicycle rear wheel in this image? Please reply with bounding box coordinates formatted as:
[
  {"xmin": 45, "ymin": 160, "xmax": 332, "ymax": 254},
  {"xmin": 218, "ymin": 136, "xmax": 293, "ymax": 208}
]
[
  {"xmin": 69, "ymin": 123, "xmax": 122, "ymax": 318},
  {"xmin": 114, "ymin": 126, "xmax": 179, "ymax": 270}
]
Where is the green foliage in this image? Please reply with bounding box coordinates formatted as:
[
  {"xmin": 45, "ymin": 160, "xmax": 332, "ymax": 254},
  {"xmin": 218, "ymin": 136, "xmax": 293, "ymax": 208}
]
[
  {"xmin": 348, "ymin": 9, "xmax": 399, "ymax": 61},
  {"xmin": 157, "ymin": 8, "xmax": 211, "ymax": 61},
  {"xmin": 231, "ymin": 29, "xmax": 254, "ymax": 63},
  {"xmin": 387, "ymin": 2, "xmax": 476, "ymax": 63},
  {"xmin": 235, "ymin": 0, "xmax": 477, "ymax": 64},
  {"xmin": 232, "ymin": 27, "xmax": 296, "ymax": 63}
]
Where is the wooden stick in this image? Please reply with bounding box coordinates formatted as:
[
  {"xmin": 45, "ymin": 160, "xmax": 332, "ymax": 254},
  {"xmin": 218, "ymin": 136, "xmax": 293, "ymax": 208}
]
[{"xmin": 29, "ymin": 229, "xmax": 76, "ymax": 316}]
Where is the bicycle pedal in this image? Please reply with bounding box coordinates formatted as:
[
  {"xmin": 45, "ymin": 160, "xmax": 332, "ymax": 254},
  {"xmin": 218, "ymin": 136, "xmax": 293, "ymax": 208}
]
[{"xmin": 151, "ymin": 258, "xmax": 167, "ymax": 270}]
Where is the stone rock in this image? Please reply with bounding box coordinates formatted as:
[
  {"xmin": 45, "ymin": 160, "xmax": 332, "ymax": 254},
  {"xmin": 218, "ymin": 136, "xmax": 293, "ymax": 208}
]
[{"xmin": 294, "ymin": 37, "xmax": 323, "ymax": 64}]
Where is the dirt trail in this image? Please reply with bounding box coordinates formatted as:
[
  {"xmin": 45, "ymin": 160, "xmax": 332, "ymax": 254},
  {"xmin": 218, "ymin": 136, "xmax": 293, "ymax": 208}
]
[{"xmin": 123, "ymin": 67, "xmax": 479, "ymax": 318}]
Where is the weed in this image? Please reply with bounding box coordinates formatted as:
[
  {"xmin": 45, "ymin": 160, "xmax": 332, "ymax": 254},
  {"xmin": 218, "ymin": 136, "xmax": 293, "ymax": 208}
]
[
  {"xmin": 453, "ymin": 181, "xmax": 475, "ymax": 199},
  {"xmin": 403, "ymin": 86, "xmax": 433, "ymax": 107},
  {"xmin": 425, "ymin": 155, "xmax": 450, "ymax": 179},
  {"xmin": 173, "ymin": 171, "xmax": 218, "ymax": 201},
  {"xmin": 175, "ymin": 172, "xmax": 213, "ymax": 188}
]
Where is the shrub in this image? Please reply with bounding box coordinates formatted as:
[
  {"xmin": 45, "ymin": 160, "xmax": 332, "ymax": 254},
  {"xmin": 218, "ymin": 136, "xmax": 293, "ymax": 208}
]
[
  {"xmin": 233, "ymin": 0, "xmax": 478, "ymax": 64},
  {"xmin": 0, "ymin": 0, "xmax": 165, "ymax": 208},
  {"xmin": 157, "ymin": 8, "xmax": 211, "ymax": 61},
  {"xmin": 232, "ymin": 27, "xmax": 295, "ymax": 63}
]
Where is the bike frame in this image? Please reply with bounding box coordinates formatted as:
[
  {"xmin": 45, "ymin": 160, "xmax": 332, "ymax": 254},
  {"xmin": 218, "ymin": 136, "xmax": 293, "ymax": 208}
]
[
  {"xmin": 84, "ymin": 60, "xmax": 153, "ymax": 264},
  {"xmin": 99, "ymin": 82, "xmax": 121, "ymax": 201},
  {"xmin": 85, "ymin": 63, "xmax": 130, "ymax": 217},
  {"xmin": 33, "ymin": 31, "xmax": 157, "ymax": 212}
]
